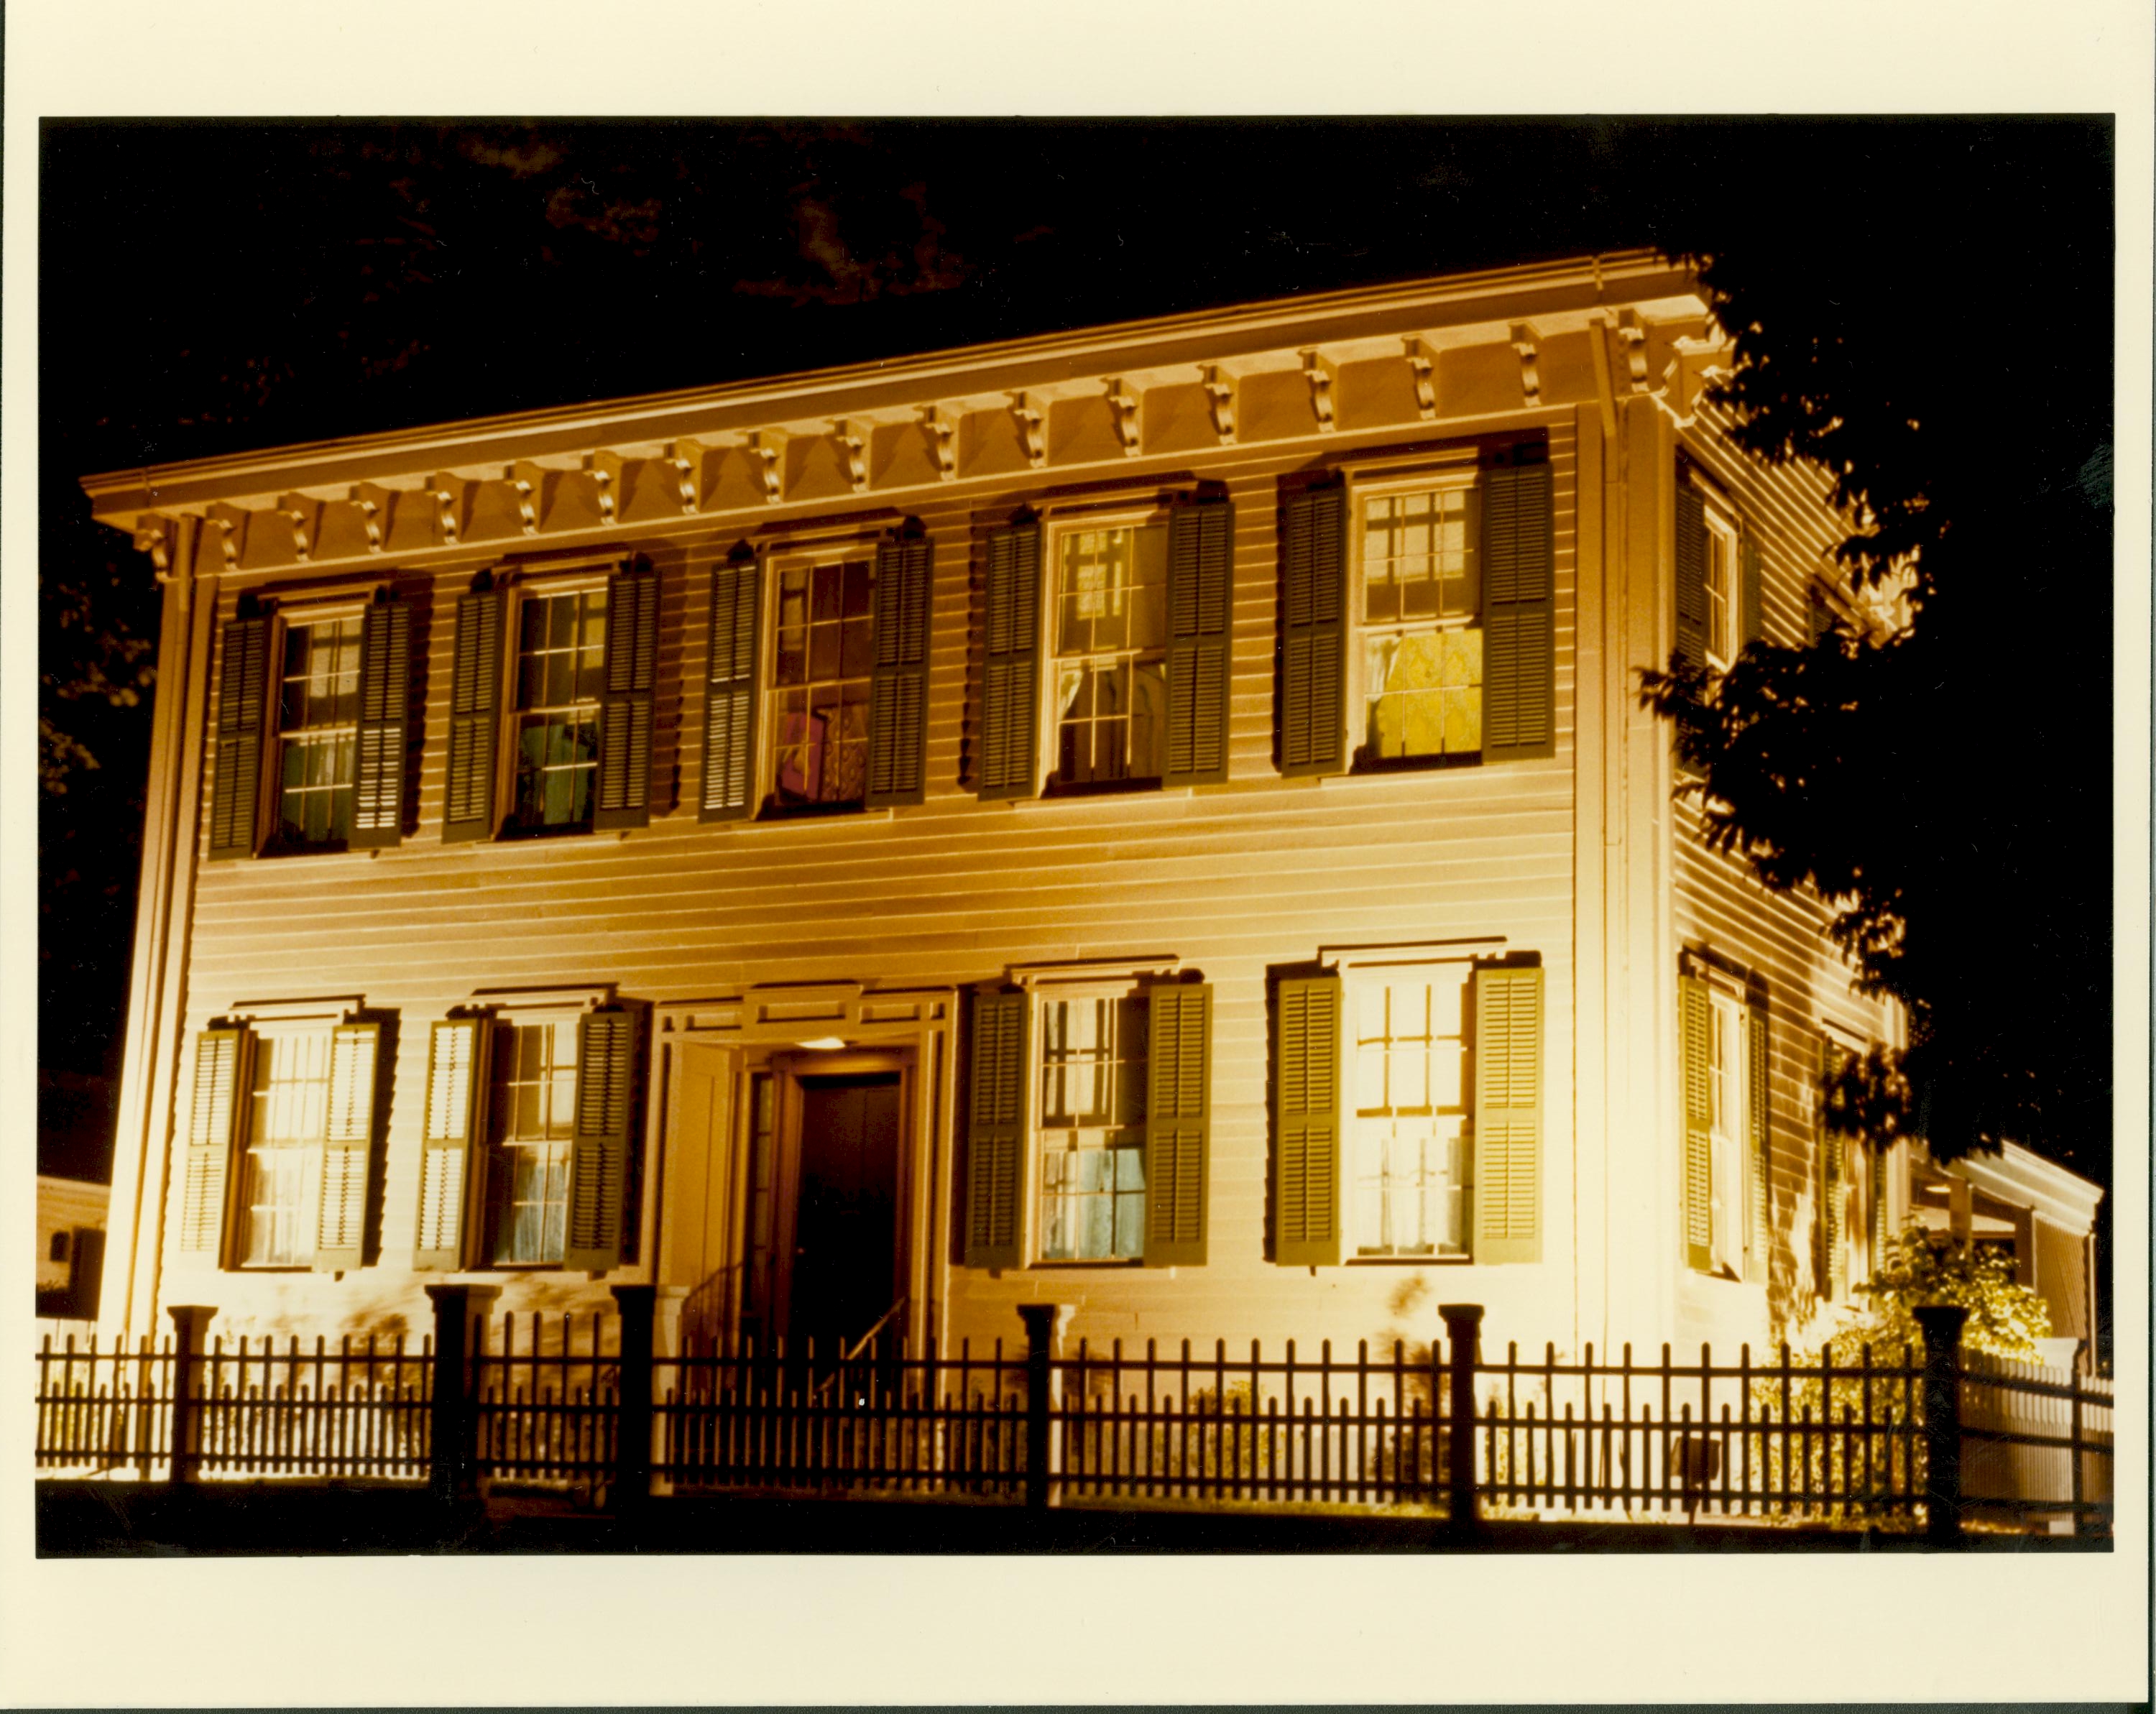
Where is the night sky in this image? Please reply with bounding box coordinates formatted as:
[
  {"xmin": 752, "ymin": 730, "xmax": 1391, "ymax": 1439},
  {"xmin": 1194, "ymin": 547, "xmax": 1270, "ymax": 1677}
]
[{"xmin": 37, "ymin": 118, "xmax": 2116, "ymax": 1188}]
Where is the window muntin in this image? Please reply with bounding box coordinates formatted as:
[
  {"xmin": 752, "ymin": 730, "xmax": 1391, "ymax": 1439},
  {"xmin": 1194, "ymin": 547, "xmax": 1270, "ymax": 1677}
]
[
  {"xmin": 273, "ymin": 615, "xmax": 361, "ymax": 849},
  {"xmin": 770, "ymin": 556, "xmax": 876, "ymax": 809},
  {"xmin": 1703, "ymin": 509, "xmax": 1741, "ymax": 671},
  {"xmin": 1352, "ymin": 967, "xmax": 1469, "ymax": 1257},
  {"xmin": 486, "ymin": 1018, "xmax": 579, "ymax": 1266},
  {"xmin": 510, "ymin": 587, "xmax": 607, "ymax": 833},
  {"xmin": 1355, "ymin": 476, "xmax": 1482, "ymax": 763},
  {"xmin": 1051, "ymin": 520, "xmax": 1169, "ymax": 786},
  {"xmin": 1036, "ymin": 991, "xmax": 1148, "ymax": 1261},
  {"xmin": 239, "ymin": 1028, "xmax": 332, "ymax": 1266},
  {"xmin": 1706, "ymin": 990, "xmax": 1747, "ymax": 1278}
]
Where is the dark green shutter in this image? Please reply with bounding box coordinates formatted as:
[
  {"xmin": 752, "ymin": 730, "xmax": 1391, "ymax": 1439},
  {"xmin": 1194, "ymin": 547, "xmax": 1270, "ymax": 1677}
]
[
  {"xmin": 1472, "ymin": 967, "xmax": 1543, "ymax": 1263},
  {"xmin": 1273, "ymin": 975, "xmax": 1341, "ymax": 1266},
  {"xmin": 1164, "ymin": 497, "xmax": 1233, "ymax": 785},
  {"xmin": 1741, "ymin": 535, "xmax": 1764, "ymax": 648},
  {"xmin": 965, "ymin": 990, "xmax": 1027, "ymax": 1268},
  {"xmin": 701, "ymin": 548, "xmax": 761, "ymax": 821},
  {"xmin": 564, "ymin": 1008, "xmax": 639, "ymax": 1273},
  {"xmin": 1673, "ymin": 482, "xmax": 1708, "ymax": 676},
  {"xmin": 443, "ymin": 581, "xmax": 503, "ymax": 842},
  {"xmin": 1870, "ymin": 1141, "xmax": 1891, "ymax": 1276},
  {"xmin": 1680, "ymin": 975, "xmax": 1713, "ymax": 1273},
  {"xmin": 979, "ymin": 520, "xmax": 1041, "ymax": 800},
  {"xmin": 314, "ymin": 1022, "xmax": 379, "ymax": 1272},
  {"xmin": 179, "ymin": 1028, "xmax": 244, "ymax": 1256},
  {"xmin": 1747, "ymin": 1005, "xmax": 1771, "ymax": 1286},
  {"xmin": 1482, "ymin": 459, "xmax": 1556, "ymax": 762},
  {"xmin": 415, "ymin": 1018, "xmax": 484, "ymax": 1271},
  {"xmin": 208, "ymin": 617, "xmax": 268, "ymax": 860},
  {"xmin": 596, "ymin": 558, "xmax": 659, "ymax": 829},
  {"xmin": 1143, "ymin": 984, "xmax": 1211, "ymax": 1266},
  {"xmin": 867, "ymin": 529, "xmax": 932, "ymax": 806},
  {"xmin": 351, "ymin": 593, "xmax": 409, "ymax": 849},
  {"xmin": 1279, "ymin": 486, "xmax": 1346, "ymax": 776}
]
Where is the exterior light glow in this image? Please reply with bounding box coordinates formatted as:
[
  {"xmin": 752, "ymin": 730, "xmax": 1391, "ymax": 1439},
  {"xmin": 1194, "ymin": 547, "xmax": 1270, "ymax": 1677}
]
[{"xmin": 796, "ymin": 1036, "xmax": 847, "ymax": 1051}]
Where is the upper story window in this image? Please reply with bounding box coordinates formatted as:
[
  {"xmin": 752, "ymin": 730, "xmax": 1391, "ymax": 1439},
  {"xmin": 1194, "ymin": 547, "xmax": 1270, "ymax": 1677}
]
[
  {"xmin": 1051, "ymin": 516, "xmax": 1170, "ymax": 788},
  {"xmin": 1354, "ymin": 474, "xmax": 1483, "ymax": 765},
  {"xmin": 1675, "ymin": 466, "xmax": 1755, "ymax": 679},
  {"xmin": 509, "ymin": 584, "xmax": 608, "ymax": 834},
  {"xmin": 770, "ymin": 551, "xmax": 877, "ymax": 810},
  {"xmin": 272, "ymin": 614, "xmax": 363, "ymax": 849},
  {"xmin": 1702, "ymin": 508, "xmax": 1741, "ymax": 671}
]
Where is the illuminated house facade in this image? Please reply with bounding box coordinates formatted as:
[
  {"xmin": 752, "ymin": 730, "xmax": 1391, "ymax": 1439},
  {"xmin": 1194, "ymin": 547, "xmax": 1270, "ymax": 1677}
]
[{"xmin": 89, "ymin": 251, "xmax": 1913, "ymax": 1365}]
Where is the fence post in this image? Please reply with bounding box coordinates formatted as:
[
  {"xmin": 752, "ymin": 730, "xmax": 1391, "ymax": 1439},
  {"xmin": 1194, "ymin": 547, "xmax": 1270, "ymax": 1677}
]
[
  {"xmin": 1017, "ymin": 1304, "xmax": 1069, "ymax": 1511},
  {"xmin": 1439, "ymin": 1304, "xmax": 1484, "ymax": 1533},
  {"xmin": 1913, "ymin": 1304, "xmax": 1968, "ymax": 1547},
  {"xmin": 165, "ymin": 1305, "xmax": 214, "ymax": 1486},
  {"xmin": 610, "ymin": 1285, "xmax": 657, "ymax": 1516},
  {"xmin": 425, "ymin": 1284, "xmax": 500, "ymax": 1510}
]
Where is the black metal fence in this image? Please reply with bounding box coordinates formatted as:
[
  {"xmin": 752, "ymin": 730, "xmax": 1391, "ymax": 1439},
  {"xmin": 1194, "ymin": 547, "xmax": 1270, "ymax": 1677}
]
[{"xmin": 34, "ymin": 1294, "xmax": 2114, "ymax": 1539}]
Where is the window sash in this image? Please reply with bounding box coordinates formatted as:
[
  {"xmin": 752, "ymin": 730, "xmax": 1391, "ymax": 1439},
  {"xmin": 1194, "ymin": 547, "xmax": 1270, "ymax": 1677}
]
[
  {"xmin": 1706, "ymin": 992, "xmax": 1748, "ymax": 1276},
  {"xmin": 769, "ymin": 556, "xmax": 877, "ymax": 808},
  {"xmin": 1050, "ymin": 521, "xmax": 1169, "ymax": 785},
  {"xmin": 1703, "ymin": 510, "xmax": 1741, "ymax": 670},
  {"xmin": 1351, "ymin": 969, "xmax": 1470, "ymax": 1257},
  {"xmin": 273, "ymin": 616, "xmax": 363, "ymax": 847},
  {"xmin": 1353, "ymin": 475, "xmax": 1484, "ymax": 762},
  {"xmin": 1036, "ymin": 991, "xmax": 1148, "ymax": 1261},
  {"xmin": 487, "ymin": 1018, "xmax": 579, "ymax": 1266},
  {"xmin": 239, "ymin": 1029, "xmax": 333, "ymax": 1267},
  {"xmin": 510, "ymin": 589, "xmax": 607, "ymax": 831}
]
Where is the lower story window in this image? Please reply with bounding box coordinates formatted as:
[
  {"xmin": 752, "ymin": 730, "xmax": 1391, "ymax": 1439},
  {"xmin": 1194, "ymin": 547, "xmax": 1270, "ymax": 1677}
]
[
  {"xmin": 487, "ymin": 1018, "xmax": 578, "ymax": 1265},
  {"xmin": 1706, "ymin": 990, "xmax": 1747, "ymax": 1278},
  {"xmin": 1037, "ymin": 992, "xmax": 1148, "ymax": 1260},
  {"xmin": 240, "ymin": 1029, "xmax": 333, "ymax": 1266},
  {"xmin": 1352, "ymin": 967, "xmax": 1468, "ymax": 1256}
]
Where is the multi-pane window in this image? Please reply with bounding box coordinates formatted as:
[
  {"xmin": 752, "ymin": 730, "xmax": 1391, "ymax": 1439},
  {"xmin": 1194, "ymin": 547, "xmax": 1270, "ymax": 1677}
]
[
  {"xmin": 771, "ymin": 557, "xmax": 875, "ymax": 808},
  {"xmin": 1706, "ymin": 991, "xmax": 1748, "ymax": 1278},
  {"xmin": 1703, "ymin": 509, "xmax": 1741, "ymax": 671},
  {"xmin": 487, "ymin": 1019, "xmax": 579, "ymax": 1266},
  {"xmin": 1358, "ymin": 480, "xmax": 1482, "ymax": 762},
  {"xmin": 1037, "ymin": 993, "xmax": 1148, "ymax": 1260},
  {"xmin": 1052, "ymin": 522, "xmax": 1168, "ymax": 785},
  {"xmin": 740, "ymin": 1073, "xmax": 778, "ymax": 1332},
  {"xmin": 239, "ymin": 1030, "xmax": 333, "ymax": 1266},
  {"xmin": 510, "ymin": 588, "xmax": 607, "ymax": 833},
  {"xmin": 1352, "ymin": 969, "xmax": 1469, "ymax": 1256},
  {"xmin": 273, "ymin": 616, "xmax": 361, "ymax": 848}
]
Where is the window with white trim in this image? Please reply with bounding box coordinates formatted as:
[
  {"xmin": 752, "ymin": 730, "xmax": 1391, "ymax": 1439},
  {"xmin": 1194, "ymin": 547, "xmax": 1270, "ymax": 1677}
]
[
  {"xmin": 484, "ymin": 1015, "xmax": 580, "ymax": 1266},
  {"xmin": 239, "ymin": 1026, "xmax": 334, "ymax": 1266},
  {"xmin": 1353, "ymin": 470, "xmax": 1483, "ymax": 764},
  {"xmin": 1703, "ymin": 507, "xmax": 1741, "ymax": 672},
  {"xmin": 271, "ymin": 612, "xmax": 362, "ymax": 849},
  {"xmin": 508, "ymin": 584, "xmax": 607, "ymax": 834},
  {"xmin": 1036, "ymin": 988, "xmax": 1150, "ymax": 1260},
  {"xmin": 1705, "ymin": 988, "xmax": 1748, "ymax": 1278},
  {"xmin": 768, "ymin": 549, "xmax": 877, "ymax": 809},
  {"xmin": 1049, "ymin": 514, "xmax": 1170, "ymax": 787},
  {"xmin": 1350, "ymin": 964, "xmax": 1470, "ymax": 1257}
]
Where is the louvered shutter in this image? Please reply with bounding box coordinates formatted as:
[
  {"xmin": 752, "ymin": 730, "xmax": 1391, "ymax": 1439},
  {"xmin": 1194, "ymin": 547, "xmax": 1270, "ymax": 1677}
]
[
  {"xmin": 1746, "ymin": 1006, "xmax": 1771, "ymax": 1285},
  {"xmin": 313, "ymin": 1022, "xmax": 379, "ymax": 1271},
  {"xmin": 1472, "ymin": 967, "xmax": 1543, "ymax": 1264},
  {"xmin": 1143, "ymin": 984, "xmax": 1211, "ymax": 1266},
  {"xmin": 979, "ymin": 521, "xmax": 1041, "ymax": 800},
  {"xmin": 596, "ymin": 558, "xmax": 659, "ymax": 829},
  {"xmin": 351, "ymin": 593, "xmax": 410, "ymax": 849},
  {"xmin": 1481, "ymin": 459, "xmax": 1556, "ymax": 762},
  {"xmin": 564, "ymin": 1008, "xmax": 639, "ymax": 1273},
  {"xmin": 415, "ymin": 1018, "xmax": 484, "ymax": 1270},
  {"xmin": 866, "ymin": 529, "xmax": 932, "ymax": 806},
  {"xmin": 178, "ymin": 1029, "xmax": 244, "ymax": 1257},
  {"xmin": 1680, "ymin": 975, "xmax": 1713, "ymax": 1273},
  {"xmin": 1273, "ymin": 975, "xmax": 1342, "ymax": 1266},
  {"xmin": 964, "ymin": 990, "xmax": 1027, "ymax": 1268},
  {"xmin": 1673, "ymin": 482, "xmax": 1708, "ymax": 675},
  {"xmin": 1164, "ymin": 497, "xmax": 1233, "ymax": 786},
  {"xmin": 1741, "ymin": 535, "xmax": 1764, "ymax": 648},
  {"xmin": 443, "ymin": 581, "xmax": 503, "ymax": 842},
  {"xmin": 1279, "ymin": 486, "xmax": 1346, "ymax": 776},
  {"xmin": 208, "ymin": 617, "xmax": 268, "ymax": 860},
  {"xmin": 700, "ymin": 548, "xmax": 761, "ymax": 821}
]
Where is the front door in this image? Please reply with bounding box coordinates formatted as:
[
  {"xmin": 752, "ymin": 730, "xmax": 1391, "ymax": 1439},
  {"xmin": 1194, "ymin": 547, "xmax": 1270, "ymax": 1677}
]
[{"xmin": 786, "ymin": 1072, "xmax": 903, "ymax": 1353}]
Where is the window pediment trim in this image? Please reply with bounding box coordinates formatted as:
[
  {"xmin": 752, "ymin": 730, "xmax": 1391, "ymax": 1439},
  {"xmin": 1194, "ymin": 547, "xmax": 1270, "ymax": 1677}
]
[{"xmin": 224, "ymin": 995, "xmax": 367, "ymax": 1026}]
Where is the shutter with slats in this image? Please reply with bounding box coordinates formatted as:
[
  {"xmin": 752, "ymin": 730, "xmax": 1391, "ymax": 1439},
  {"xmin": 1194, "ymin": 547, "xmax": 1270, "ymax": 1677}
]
[
  {"xmin": 1164, "ymin": 497, "xmax": 1233, "ymax": 785},
  {"xmin": 1741, "ymin": 535, "xmax": 1764, "ymax": 649},
  {"xmin": 1673, "ymin": 482, "xmax": 1708, "ymax": 676},
  {"xmin": 1273, "ymin": 975, "xmax": 1342, "ymax": 1266},
  {"xmin": 701, "ymin": 548, "xmax": 761, "ymax": 821},
  {"xmin": 964, "ymin": 990, "xmax": 1028, "ymax": 1268},
  {"xmin": 979, "ymin": 521, "xmax": 1041, "ymax": 800},
  {"xmin": 313, "ymin": 1022, "xmax": 379, "ymax": 1272},
  {"xmin": 1472, "ymin": 966, "xmax": 1543, "ymax": 1263},
  {"xmin": 443, "ymin": 581, "xmax": 503, "ymax": 842},
  {"xmin": 178, "ymin": 1029, "xmax": 244, "ymax": 1257},
  {"xmin": 1747, "ymin": 1005, "xmax": 1771, "ymax": 1285},
  {"xmin": 1481, "ymin": 459, "xmax": 1556, "ymax": 762},
  {"xmin": 415, "ymin": 1018, "xmax": 484, "ymax": 1270},
  {"xmin": 867, "ymin": 529, "xmax": 932, "ymax": 806},
  {"xmin": 1680, "ymin": 975, "xmax": 1713, "ymax": 1273},
  {"xmin": 564, "ymin": 1008, "xmax": 639, "ymax": 1273},
  {"xmin": 351, "ymin": 593, "xmax": 410, "ymax": 848},
  {"xmin": 208, "ymin": 617, "xmax": 269, "ymax": 860},
  {"xmin": 1279, "ymin": 486, "xmax": 1346, "ymax": 776},
  {"xmin": 596, "ymin": 558, "xmax": 660, "ymax": 829},
  {"xmin": 1143, "ymin": 984, "xmax": 1211, "ymax": 1266}
]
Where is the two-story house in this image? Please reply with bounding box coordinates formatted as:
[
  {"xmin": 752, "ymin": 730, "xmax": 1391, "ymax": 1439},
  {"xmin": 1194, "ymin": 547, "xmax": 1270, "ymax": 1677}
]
[{"xmin": 86, "ymin": 249, "xmax": 1905, "ymax": 1368}]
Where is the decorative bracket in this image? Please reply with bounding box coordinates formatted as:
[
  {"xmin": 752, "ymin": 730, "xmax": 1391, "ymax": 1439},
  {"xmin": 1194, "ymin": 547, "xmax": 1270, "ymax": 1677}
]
[
  {"xmin": 276, "ymin": 494, "xmax": 316, "ymax": 562},
  {"xmin": 668, "ymin": 439, "xmax": 707, "ymax": 516},
  {"xmin": 1202, "ymin": 365, "xmax": 1237, "ymax": 444},
  {"xmin": 745, "ymin": 431, "xmax": 785, "ymax": 504},
  {"xmin": 425, "ymin": 476, "xmax": 463, "ymax": 545},
  {"xmin": 205, "ymin": 502, "xmax": 249, "ymax": 569},
  {"xmin": 922, "ymin": 405, "xmax": 958, "ymax": 481},
  {"xmin": 1616, "ymin": 309, "xmax": 1651, "ymax": 392},
  {"xmin": 1010, "ymin": 392, "xmax": 1047, "ymax": 469},
  {"xmin": 834, "ymin": 420, "xmax": 870, "ymax": 494},
  {"xmin": 133, "ymin": 514, "xmax": 174, "ymax": 574},
  {"xmin": 587, "ymin": 451, "xmax": 625, "ymax": 523},
  {"xmin": 1105, "ymin": 379, "xmax": 1141, "ymax": 457},
  {"xmin": 509, "ymin": 462, "xmax": 546, "ymax": 536},
  {"xmin": 352, "ymin": 484, "xmax": 390, "ymax": 552},
  {"xmin": 1508, "ymin": 323, "xmax": 1542, "ymax": 405},
  {"xmin": 1300, "ymin": 349, "xmax": 1337, "ymax": 432},
  {"xmin": 1404, "ymin": 337, "xmax": 1438, "ymax": 422}
]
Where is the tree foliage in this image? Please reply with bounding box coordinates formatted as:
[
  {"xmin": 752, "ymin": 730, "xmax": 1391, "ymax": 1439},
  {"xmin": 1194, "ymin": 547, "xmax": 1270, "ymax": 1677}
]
[{"xmin": 1833, "ymin": 1225, "xmax": 2053, "ymax": 1363}]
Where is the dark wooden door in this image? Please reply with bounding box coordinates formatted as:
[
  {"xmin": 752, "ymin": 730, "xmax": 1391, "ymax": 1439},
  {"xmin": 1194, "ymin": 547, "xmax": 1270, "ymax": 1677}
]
[{"xmin": 788, "ymin": 1072, "xmax": 901, "ymax": 1350}]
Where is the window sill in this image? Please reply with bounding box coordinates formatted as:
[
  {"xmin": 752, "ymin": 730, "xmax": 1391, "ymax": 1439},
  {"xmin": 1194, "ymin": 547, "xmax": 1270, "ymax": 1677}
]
[
  {"xmin": 1028, "ymin": 1258, "xmax": 1146, "ymax": 1271},
  {"xmin": 497, "ymin": 820, "xmax": 598, "ymax": 842},
  {"xmin": 1348, "ymin": 1253, "xmax": 1473, "ymax": 1266},
  {"xmin": 256, "ymin": 840, "xmax": 355, "ymax": 860},
  {"xmin": 1348, "ymin": 750, "xmax": 1484, "ymax": 778},
  {"xmin": 757, "ymin": 798, "xmax": 870, "ymax": 824},
  {"xmin": 1041, "ymin": 777, "xmax": 1166, "ymax": 801}
]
